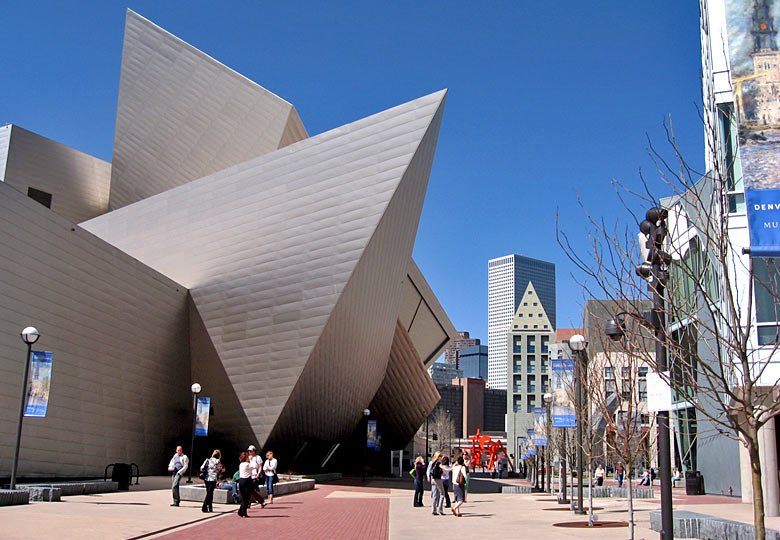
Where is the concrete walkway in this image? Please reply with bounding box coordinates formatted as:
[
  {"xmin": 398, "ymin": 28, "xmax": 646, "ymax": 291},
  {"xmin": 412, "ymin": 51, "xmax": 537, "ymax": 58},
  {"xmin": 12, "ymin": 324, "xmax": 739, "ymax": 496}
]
[{"xmin": 2, "ymin": 475, "xmax": 780, "ymax": 539}]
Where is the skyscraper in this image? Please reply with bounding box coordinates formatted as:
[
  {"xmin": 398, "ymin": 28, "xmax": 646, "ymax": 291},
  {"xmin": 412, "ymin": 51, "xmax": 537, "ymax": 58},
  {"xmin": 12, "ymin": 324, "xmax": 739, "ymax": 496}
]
[
  {"xmin": 487, "ymin": 254, "xmax": 556, "ymax": 389},
  {"xmin": 443, "ymin": 330, "xmax": 480, "ymax": 367}
]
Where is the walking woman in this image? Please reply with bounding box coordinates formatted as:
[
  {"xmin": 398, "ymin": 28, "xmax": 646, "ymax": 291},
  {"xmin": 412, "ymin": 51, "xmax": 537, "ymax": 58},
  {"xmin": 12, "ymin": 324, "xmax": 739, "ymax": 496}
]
[
  {"xmin": 440, "ymin": 456, "xmax": 452, "ymax": 508},
  {"xmin": 429, "ymin": 451, "xmax": 444, "ymax": 515},
  {"xmin": 413, "ymin": 456, "xmax": 425, "ymax": 507},
  {"xmin": 263, "ymin": 450, "xmax": 278, "ymax": 504},
  {"xmin": 237, "ymin": 452, "xmax": 253, "ymax": 518},
  {"xmin": 200, "ymin": 449, "xmax": 223, "ymax": 513},
  {"xmin": 451, "ymin": 456, "xmax": 467, "ymax": 517}
]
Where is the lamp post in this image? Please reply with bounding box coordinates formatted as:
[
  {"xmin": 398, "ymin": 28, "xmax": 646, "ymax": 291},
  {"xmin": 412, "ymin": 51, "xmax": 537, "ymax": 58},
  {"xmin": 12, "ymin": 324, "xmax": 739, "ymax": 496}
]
[
  {"xmin": 569, "ymin": 333, "xmax": 588, "ymax": 515},
  {"xmin": 10, "ymin": 327, "xmax": 40, "ymax": 490},
  {"xmin": 363, "ymin": 408, "xmax": 371, "ymax": 481},
  {"xmin": 605, "ymin": 206, "xmax": 673, "ymax": 540},
  {"xmin": 187, "ymin": 382, "xmax": 201, "ymax": 483},
  {"xmin": 544, "ymin": 392, "xmax": 553, "ymax": 493}
]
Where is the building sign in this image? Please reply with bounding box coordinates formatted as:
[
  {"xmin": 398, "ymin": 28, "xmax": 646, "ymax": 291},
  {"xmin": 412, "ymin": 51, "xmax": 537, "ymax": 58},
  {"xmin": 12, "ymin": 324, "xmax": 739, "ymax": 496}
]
[
  {"xmin": 551, "ymin": 358, "xmax": 576, "ymax": 427},
  {"xmin": 646, "ymin": 371, "xmax": 672, "ymax": 412},
  {"xmin": 195, "ymin": 397, "xmax": 210, "ymax": 436},
  {"xmin": 24, "ymin": 351, "xmax": 53, "ymax": 417},
  {"xmin": 725, "ymin": 0, "xmax": 780, "ymax": 256}
]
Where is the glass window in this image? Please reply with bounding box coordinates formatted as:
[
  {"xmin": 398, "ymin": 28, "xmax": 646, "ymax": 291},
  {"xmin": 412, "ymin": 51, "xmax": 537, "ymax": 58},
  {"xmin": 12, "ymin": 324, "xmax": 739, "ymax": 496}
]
[
  {"xmin": 527, "ymin": 335, "xmax": 536, "ymax": 353},
  {"xmin": 754, "ymin": 258, "xmax": 780, "ymax": 324},
  {"xmin": 604, "ymin": 367, "xmax": 613, "ymax": 378}
]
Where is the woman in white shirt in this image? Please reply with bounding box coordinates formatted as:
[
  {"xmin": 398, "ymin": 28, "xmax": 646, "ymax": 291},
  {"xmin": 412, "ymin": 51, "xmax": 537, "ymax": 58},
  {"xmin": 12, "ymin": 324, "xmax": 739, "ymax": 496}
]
[
  {"xmin": 237, "ymin": 452, "xmax": 253, "ymax": 517},
  {"xmin": 263, "ymin": 450, "xmax": 279, "ymax": 503},
  {"xmin": 450, "ymin": 456, "xmax": 467, "ymax": 517}
]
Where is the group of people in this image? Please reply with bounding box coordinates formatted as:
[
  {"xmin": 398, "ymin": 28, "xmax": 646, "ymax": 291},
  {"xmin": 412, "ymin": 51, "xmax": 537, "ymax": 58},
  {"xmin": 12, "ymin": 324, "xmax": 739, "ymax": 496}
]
[
  {"xmin": 412, "ymin": 450, "xmax": 471, "ymax": 517},
  {"xmin": 167, "ymin": 444, "xmax": 278, "ymax": 517},
  {"xmin": 592, "ymin": 461, "xmax": 659, "ymax": 488}
]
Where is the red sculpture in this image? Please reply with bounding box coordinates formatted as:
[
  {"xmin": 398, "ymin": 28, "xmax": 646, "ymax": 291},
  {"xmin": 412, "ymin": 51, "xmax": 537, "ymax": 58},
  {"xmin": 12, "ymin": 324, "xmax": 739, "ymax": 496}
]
[{"xmin": 459, "ymin": 429, "xmax": 514, "ymax": 473}]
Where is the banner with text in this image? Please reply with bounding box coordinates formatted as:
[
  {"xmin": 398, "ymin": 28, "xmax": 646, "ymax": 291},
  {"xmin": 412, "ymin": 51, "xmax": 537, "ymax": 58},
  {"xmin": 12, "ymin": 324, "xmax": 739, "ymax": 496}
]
[
  {"xmin": 724, "ymin": 1, "xmax": 780, "ymax": 256},
  {"xmin": 24, "ymin": 351, "xmax": 53, "ymax": 417},
  {"xmin": 551, "ymin": 358, "xmax": 576, "ymax": 427},
  {"xmin": 195, "ymin": 397, "xmax": 210, "ymax": 436},
  {"xmin": 533, "ymin": 407, "xmax": 547, "ymax": 446}
]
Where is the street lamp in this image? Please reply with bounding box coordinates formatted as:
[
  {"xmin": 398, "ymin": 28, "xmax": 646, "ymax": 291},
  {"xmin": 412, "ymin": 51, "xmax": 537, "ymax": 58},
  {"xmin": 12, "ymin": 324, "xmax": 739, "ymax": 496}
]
[
  {"xmin": 187, "ymin": 382, "xmax": 202, "ymax": 483},
  {"xmin": 363, "ymin": 408, "xmax": 371, "ymax": 481},
  {"xmin": 605, "ymin": 206, "xmax": 673, "ymax": 540},
  {"xmin": 544, "ymin": 392, "xmax": 553, "ymax": 493},
  {"xmin": 10, "ymin": 327, "xmax": 40, "ymax": 490},
  {"xmin": 569, "ymin": 333, "xmax": 588, "ymax": 515}
]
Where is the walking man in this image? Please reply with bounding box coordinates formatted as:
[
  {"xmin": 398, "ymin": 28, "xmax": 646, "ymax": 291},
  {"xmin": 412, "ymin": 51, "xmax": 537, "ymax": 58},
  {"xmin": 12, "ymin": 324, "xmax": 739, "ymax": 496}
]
[{"xmin": 168, "ymin": 445, "xmax": 189, "ymax": 506}]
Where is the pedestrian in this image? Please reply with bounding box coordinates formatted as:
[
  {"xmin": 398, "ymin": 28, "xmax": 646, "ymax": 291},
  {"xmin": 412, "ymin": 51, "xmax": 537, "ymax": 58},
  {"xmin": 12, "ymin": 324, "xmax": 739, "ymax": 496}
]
[
  {"xmin": 218, "ymin": 470, "xmax": 240, "ymax": 504},
  {"xmin": 200, "ymin": 449, "xmax": 223, "ymax": 513},
  {"xmin": 649, "ymin": 467, "xmax": 656, "ymax": 486},
  {"xmin": 616, "ymin": 461, "xmax": 625, "ymax": 488},
  {"xmin": 440, "ymin": 456, "xmax": 452, "ymax": 508},
  {"xmin": 247, "ymin": 445, "xmax": 265, "ymax": 506},
  {"xmin": 429, "ymin": 451, "xmax": 444, "ymax": 515},
  {"xmin": 462, "ymin": 451, "xmax": 472, "ymax": 502},
  {"xmin": 451, "ymin": 456, "xmax": 467, "ymax": 517},
  {"xmin": 595, "ymin": 464, "xmax": 605, "ymax": 486},
  {"xmin": 263, "ymin": 450, "xmax": 278, "ymax": 504},
  {"xmin": 413, "ymin": 456, "xmax": 426, "ymax": 507},
  {"xmin": 639, "ymin": 469, "xmax": 650, "ymax": 486},
  {"xmin": 167, "ymin": 445, "xmax": 189, "ymax": 507},
  {"xmin": 237, "ymin": 452, "xmax": 253, "ymax": 518}
]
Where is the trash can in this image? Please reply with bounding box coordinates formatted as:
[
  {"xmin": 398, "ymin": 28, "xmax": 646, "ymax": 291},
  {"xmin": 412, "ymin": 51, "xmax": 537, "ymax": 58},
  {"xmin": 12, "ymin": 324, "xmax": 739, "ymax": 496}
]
[
  {"xmin": 110, "ymin": 463, "xmax": 133, "ymax": 490},
  {"xmin": 685, "ymin": 470, "xmax": 705, "ymax": 495}
]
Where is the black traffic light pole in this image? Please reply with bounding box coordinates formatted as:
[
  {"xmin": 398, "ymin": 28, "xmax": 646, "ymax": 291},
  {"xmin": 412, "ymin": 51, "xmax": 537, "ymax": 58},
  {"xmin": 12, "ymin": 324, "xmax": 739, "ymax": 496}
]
[{"xmin": 637, "ymin": 208, "xmax": 674, "ymax": 540}]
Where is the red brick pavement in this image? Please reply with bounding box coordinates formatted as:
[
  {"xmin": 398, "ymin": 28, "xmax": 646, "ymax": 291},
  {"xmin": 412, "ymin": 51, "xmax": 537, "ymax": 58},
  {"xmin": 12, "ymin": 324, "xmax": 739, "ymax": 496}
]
[{"xmin": 159, "ymin": 484, "xmax": 390, "ymax": 540}]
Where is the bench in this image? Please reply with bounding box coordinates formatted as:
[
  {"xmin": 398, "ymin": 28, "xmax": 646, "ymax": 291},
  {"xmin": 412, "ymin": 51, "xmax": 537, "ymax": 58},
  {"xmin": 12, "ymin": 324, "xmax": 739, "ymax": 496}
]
[{"xmin": 650, "ymin": 510, "xmax": 780, "ymax": 540}]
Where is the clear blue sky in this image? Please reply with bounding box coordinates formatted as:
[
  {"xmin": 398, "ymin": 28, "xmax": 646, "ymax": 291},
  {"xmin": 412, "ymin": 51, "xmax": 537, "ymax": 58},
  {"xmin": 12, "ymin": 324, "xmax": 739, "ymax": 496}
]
[{"xmin": 1, "ymin": 1, "xmax": 704, "ymax": 344}]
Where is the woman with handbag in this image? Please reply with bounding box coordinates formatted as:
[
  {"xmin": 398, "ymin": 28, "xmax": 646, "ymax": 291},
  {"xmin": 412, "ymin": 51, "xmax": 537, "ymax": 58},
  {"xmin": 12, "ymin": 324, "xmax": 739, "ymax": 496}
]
[
  {"xmin": 263, "ymin": 450, "xmax": 278, "ymax": 504},
  {"xmin": 450, "ymin": 456, "xmax": 467, "ymax": 517},
  {"xmin": 200, "ymin": 449, "xmax": 223, "ymax": 513}
]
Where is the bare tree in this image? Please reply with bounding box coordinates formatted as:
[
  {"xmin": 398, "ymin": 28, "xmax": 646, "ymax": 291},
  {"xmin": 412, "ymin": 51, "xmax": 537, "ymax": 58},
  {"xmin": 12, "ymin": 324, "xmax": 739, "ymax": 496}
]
[{"xmin": 557, "ymin": 108, "xmax": 780, "ymax": 539}]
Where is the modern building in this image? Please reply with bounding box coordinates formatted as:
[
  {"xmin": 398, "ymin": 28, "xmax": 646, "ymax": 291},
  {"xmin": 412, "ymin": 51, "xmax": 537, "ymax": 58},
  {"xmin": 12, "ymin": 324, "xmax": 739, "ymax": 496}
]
[
  {"xmin": 0, "ymin": 10, "xmax": 456, "ymax": 480},
  {"xmin": 459, "ymin": 344, "xmax": 488, "ymax": 380},
  {"xmin": 505, "ymin": 282, "xmax": 555, "ymax": 459},
  {"xmin": 443, "ymin": 331, "xmax": 480, "ymax": 367},
  {"xmin": 488, "ymin": 254, "xmax": 555, "ymax": 389},
  {"xmin": 428, "ymin": 362, "xmax": 464, "ymax": 385}
]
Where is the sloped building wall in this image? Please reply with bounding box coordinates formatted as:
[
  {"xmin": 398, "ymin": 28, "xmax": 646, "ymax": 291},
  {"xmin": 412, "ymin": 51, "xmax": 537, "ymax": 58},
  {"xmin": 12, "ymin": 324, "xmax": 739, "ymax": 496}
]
[{"xmin": 0, "ymin": 182, "xmax": 189, "ymax": 478}]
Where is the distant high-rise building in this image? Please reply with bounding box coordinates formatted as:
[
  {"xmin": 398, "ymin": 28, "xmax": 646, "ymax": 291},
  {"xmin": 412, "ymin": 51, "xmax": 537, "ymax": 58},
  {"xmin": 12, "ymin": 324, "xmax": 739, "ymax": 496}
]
[
  {"xmin": 459, "ymin": 345, "xmax": 488, "ymax": 380},
  {"xmin": 488, "ymin": 254, "xmax": 556, "ymax": 389},
  {"xmin": 428, "ymin": 362, "xmax": 464, "ymax": 385},
  {"xmin": 444, "ymin": 331, "xmax": 480, "ymax": 367},
  {"xmin": 506, "ymin": 282, "xmax": 555, "ymax": 457}
]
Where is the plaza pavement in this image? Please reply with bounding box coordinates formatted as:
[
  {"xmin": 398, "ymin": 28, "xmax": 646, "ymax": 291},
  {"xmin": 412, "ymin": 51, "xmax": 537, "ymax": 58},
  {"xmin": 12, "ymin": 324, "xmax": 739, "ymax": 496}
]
[{"xmin": 2, "ymin": 475, "xmax": 780, "ymax": 539}]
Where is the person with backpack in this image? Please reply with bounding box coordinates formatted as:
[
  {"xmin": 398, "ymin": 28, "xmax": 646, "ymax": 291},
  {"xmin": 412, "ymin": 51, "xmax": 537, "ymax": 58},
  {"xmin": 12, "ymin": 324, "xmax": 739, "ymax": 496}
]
[
  {"xmin": 450, "ymin": 456, "xmax": 467, "ymax": 517},
  {"xmin": 429, "ymin": 451, "xmax": 444, "ymax": 515}
]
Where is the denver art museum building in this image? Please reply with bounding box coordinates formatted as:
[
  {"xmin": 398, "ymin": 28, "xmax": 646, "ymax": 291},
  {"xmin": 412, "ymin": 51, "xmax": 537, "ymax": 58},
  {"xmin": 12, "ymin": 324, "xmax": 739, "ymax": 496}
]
[{"xmin": 0, "ymin": 10, "xmax": 455, "ymax": 479}]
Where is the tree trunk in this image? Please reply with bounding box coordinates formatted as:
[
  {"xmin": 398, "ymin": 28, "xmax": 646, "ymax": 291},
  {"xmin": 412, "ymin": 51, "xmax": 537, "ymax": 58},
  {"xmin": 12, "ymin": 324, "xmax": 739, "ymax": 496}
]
[
  {"xmin": 627, "ymin": 469, "xmax": 635, "ymax": 540},
  {"xmin": 747, "ymin": 430, "xmax": 766, "ymax": 540}
]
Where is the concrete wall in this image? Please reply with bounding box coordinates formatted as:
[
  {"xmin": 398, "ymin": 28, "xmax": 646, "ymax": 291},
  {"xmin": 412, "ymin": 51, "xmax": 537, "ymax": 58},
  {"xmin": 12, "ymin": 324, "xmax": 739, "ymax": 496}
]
[{"xmin": 0, "ymin": 182, "xmax": 189, "ymax": 479}]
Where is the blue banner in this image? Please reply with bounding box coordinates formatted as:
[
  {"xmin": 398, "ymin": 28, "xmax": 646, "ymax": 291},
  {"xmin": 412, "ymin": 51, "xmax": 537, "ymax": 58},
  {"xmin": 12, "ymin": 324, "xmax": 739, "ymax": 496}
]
[
  {"xmin": 367, "ymin": 419, "xmax": 381, "ymax": 451},
  {"xmin": 551, "ymin": 358, "xmax": 576, "ymax": 427},
  {"xmin": 533, "ymin": 407, "xmax": 547, "ymax": 446},
  {"xmin": 195, "ymin": 397, "xmax": 210, "ymax": 436},
  {"xmin": 24, "ymin": 351, "xmax": 53, "ymax": 417},
  {"xmin": 746, "ymin": 189, "xmax": 780, "ymax": 257}
]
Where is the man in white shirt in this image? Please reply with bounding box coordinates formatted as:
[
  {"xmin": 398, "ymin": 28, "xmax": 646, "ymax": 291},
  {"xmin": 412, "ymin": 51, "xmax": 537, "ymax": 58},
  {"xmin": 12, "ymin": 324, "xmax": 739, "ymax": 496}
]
[
  {"xmin": 167, "ymin": 446, "xmax": 189, "ymax": 506},
  {"xmin": 247, "ymin": 445, "xmax": 266, "ymax": 507}
]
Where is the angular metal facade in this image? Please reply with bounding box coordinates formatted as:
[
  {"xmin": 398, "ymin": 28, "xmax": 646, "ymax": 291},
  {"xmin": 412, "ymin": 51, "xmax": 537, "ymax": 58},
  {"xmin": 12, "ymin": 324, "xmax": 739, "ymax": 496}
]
[{"xmin": 0, "ymin": 9, "xmax": 453, "ymax": 478}]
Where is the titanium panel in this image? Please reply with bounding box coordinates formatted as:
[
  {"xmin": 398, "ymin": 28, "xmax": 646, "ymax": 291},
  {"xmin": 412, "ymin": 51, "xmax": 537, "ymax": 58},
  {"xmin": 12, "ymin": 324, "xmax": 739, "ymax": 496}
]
[
  {"xmin": 369, "ymin": 320, "xmax": 441, "ymax": 448},
  {"xmin": 1, "ymin": 125, "xmax": 111, "ymax": 223},
  {"xmin": 0, "ymin": 124, "xmax": 10, "ymax": 181},
  {"xmin": 0, "ymin": 182, "xmax": 189, "ymax": 479},
  {"xmin": 109, "ymin": 10, "xmax": 308, "ymax": 210},
  {"xmin": 83, "ymin": 90, "xmax": 447, "ymax": 448}
]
